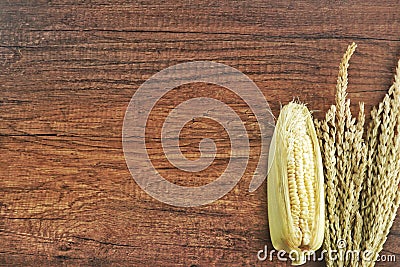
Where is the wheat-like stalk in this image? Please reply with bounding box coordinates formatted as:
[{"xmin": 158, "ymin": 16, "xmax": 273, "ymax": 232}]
[
  {"xmin": 361, "ymin": 59, "xmax": 400, "ymax": 267},
  {"xmin": 316, "ymin": 107, "xmax": 338, "ymax": 267},
  {"xmin": 316, "ymin": 43, "xmax": 367, "ymax": 267},
  {"xmin": 316, "ymin": 44, "xmax": 400, "ymax": 267}
]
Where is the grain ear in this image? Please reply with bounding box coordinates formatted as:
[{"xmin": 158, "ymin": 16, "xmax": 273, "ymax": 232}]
[{"xmin": 268, "ymin": 101, "xmax": 325, "ymax": 266}]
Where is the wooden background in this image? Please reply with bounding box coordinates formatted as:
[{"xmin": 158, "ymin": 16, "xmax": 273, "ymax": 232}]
[{"xmin": 1, "ymin": 1, "xmax": 400, "ymax": 266}]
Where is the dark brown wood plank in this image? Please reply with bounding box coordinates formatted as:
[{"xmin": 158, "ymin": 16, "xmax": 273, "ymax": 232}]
[{"xmin": 1, "ymin": 1, "xmax": 400, "ymax": 266}]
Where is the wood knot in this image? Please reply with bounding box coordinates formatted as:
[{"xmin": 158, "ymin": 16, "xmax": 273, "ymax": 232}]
[{"xmin": 58, "ymin": 242, "xmax": 72, "ymax": 251}]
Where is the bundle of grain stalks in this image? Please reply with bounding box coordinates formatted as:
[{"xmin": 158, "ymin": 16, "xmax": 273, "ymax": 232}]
[
  {"xmin": 268, "ymin": 43, "xmax": 400, "ymax": 266},
  {"xmin": 315, "ymin": 43, "xmax": 400, "ymax": 267}
]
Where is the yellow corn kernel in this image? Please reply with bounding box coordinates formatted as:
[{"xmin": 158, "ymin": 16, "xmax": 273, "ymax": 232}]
[{"xmin": 267, "ymin": 101, "xmax": 324, "ymax": 265}]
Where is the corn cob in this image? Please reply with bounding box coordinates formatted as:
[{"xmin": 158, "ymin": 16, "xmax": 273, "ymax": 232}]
[{"xmin": 268, "ymin": 101, "xmax": 325, "ymax": 265}]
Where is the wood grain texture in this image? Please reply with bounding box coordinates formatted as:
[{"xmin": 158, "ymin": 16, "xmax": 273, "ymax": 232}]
[{"xmin": 1, "ymin": 1, "xmax": 400, "ymax": 266}]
